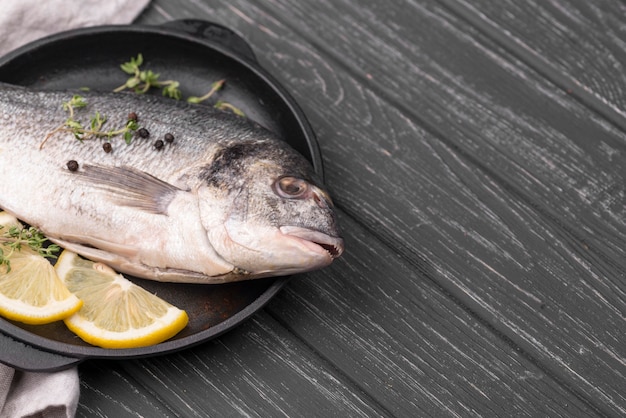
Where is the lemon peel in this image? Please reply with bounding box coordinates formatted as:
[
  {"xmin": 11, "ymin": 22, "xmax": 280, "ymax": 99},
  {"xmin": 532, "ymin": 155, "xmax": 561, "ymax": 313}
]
[
  {"xmin": 0, "ymin": 212, "xmax": 82, "ymax": 324},
  {"xmin": 55, "ymin": 250, "xmax": 188, "ymax": 349}
]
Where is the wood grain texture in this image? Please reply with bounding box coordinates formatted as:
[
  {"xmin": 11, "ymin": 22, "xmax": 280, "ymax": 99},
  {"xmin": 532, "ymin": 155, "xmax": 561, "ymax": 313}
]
[
  {"xmin": 78, "ymin": 361, "xmax": 171, "ymax": 417},
  {"xmin": 116, "ymin": 313, "xmax": 387, "ymax": 417},
  {"xmin": 135, "ymin": 0, "xmax": 626, "ymax": 415},
  {"xmin": 268, "ymin": 212, "xmax": 599, "ymax": 417},
  {"xmin": 440, "ymin": 0, "xmax": 626, "ymax": 131},
  {"xmin": 73, "ymin": 0, "xmax": 626, "ymax": 416},
  {"xmin": 77, "ymin": 313, "xmax": 386, "ymax": 417}
]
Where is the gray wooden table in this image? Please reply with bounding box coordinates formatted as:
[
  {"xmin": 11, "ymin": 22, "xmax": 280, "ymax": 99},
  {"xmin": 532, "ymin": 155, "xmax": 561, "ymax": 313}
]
[{"xmin": 77, "ymin": 1, "xmax": 626, "ymax": 416}]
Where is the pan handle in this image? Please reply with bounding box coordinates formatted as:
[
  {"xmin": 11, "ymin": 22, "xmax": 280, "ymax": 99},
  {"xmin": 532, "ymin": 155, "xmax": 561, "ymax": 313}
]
[
  {"xmin": 160, "ymin": 19, "xmax": 257, "ymax": 63},
  {"xmin": 0, "ymin": 331, "xmax": 81, "ymax": 372}
]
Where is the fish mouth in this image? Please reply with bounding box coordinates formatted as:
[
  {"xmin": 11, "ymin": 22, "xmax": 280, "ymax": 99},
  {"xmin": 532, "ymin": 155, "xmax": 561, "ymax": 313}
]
[{"xmin": 279, "ymin": 226, "xmax": 344, "ymax": 259}]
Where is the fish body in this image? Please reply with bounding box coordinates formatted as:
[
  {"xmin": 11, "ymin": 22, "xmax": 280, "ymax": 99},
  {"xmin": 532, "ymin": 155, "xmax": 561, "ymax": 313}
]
[{"xmin": 0, "ymin": 83, "xmax": 343, "ymax": 283}]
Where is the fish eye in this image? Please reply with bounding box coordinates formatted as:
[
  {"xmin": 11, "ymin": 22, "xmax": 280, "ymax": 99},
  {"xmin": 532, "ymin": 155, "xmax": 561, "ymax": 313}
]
[{"xmin": 273, "ymin": 176, "xmax": 309, "ymax": 198}]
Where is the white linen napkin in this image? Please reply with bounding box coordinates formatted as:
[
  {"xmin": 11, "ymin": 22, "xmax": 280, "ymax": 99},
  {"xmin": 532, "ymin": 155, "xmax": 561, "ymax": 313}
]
[
  {"xmin": 0, "ymin": 0, "xmax": 150, "ymax": 56},
  {"xmin": 0, "ymin": 1, "xmax": 150, "ymax": 416},
  {"xmin": 0, "ymin": 365, "xmax": 79, "ymax": 418}
]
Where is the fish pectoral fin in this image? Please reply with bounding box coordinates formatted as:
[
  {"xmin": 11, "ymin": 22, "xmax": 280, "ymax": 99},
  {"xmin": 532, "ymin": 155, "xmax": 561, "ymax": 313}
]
[
  {"xmin": 57, "ymin": 234, "xmax": 140, "ymax": 258},
  {"xmin": 79, "ymin": 164, "xmax": 182, "ymax": 215},
  {"xmin": 50, "ymin": 237, "xmax": 164, "ymax": 280},
  {"xmin": 49, "ymin": 237, "xmax": 139, "ymax": 267}
]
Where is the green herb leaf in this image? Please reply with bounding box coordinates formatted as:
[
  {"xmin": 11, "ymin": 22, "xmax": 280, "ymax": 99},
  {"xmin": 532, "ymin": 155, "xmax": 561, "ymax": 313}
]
[
  {"xmin": 125, "ymin": 77, "xmax": 140, "ymax": 89},
  {"xmin": 162, "ymin": 81, "xmax": 182, "ymax": 100},
  {"xmin": 65, "ymin": 120, "xmax": 82, "ymax": 129},
  {"xmin": 89, "ymin": 112, "xmax": 107, "ymax": 131},
  {"xmin": 120, "ymin": 62, "xmax": 136, "ymax": 74},
  {"xmin": 126, "ymin": 119, "xmax": 139, "ymax": 131},
  {"xmin": 62, "ymin": 95, "xmax": 87, "ymax": 111},
  {"xmin": 120, "ymin": 53, "xmax": 143, "ymax": 74},
  {"xmin": 124, "ymin": 130, "xmax": 133, "ymax": 144},
  {"xmin": 140, "ymin": 70, "xmax": 160, "ymax": 85},
  {"xmin": 0, "ymin": 224, "xmax": 60, "ymax": 271}
]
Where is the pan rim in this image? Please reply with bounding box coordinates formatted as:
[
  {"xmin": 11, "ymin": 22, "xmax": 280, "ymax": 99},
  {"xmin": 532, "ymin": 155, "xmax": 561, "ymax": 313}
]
[{"xmin": 0, "ymin": 21, "xmax": 321, "ymax": 362}]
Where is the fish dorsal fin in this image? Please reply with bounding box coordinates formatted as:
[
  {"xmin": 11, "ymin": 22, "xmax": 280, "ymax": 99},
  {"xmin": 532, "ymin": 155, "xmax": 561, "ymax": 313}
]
[{"xmin": 79, "ymin": 164, "xmax": 182, "ymax": 215}]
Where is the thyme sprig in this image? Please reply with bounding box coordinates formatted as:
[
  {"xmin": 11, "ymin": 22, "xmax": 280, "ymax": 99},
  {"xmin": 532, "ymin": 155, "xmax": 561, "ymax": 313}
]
[
  {"xmin": 0, "ymin": 224, "xmax": 60, "ymax": 272},
  {"xmin": 114, "ymin": 54, "xmax": 245, "ymax": 115},
  {"xmin": 187, "ymin": 79, "xmax": 225, "ymax": 104},
  {"xmin": 41, "ymin": 96, "xmax": 139, "ymax": 149},
  {"xmin": 114, "ymin": 54, "xmax": 182, "ymax": 100},
  {"xmin": 214, "ymin": 100, "xmax": 246, "ymax": 117},
  {"xmin": 41, "ymin": 54, "xmax": 246, "ymax": 149}
]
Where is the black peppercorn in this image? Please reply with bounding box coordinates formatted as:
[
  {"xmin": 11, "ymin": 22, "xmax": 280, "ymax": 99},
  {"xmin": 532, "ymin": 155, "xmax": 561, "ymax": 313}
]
[
  {"xmin": 164, "ymin": 133, "xmax": 174, "ymax": 143},
  {"xmin": 67, "ymin": 160, "xmax": 79, "ymax": 171},
  {"xmin": 154, "ymin": 139, "xmax": 164, "ymax": 150},
  {"xmin": 137, "ymin": 128, "xmax": 150, "ymax": 138},
  {"xmin": 103, "ymin": 142, "xmax": 112, "ymax": 153},
  {"xmin": 128, "ymin": 112, "xmax": 138, "ymax": 121}
]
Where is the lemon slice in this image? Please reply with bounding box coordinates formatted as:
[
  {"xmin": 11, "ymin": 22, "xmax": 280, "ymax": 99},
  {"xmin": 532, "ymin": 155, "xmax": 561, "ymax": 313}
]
[
  {"xmin": 55, "ymin": 250, "xmax": 188, "ymax": 349},
  {"xmin": 0, "ymin": 212, "xmax": 82, "ymax": 324}
]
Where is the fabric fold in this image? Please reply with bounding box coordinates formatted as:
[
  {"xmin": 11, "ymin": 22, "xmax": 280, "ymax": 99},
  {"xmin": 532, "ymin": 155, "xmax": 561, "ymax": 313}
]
[
  {"xmin": 0, "ymin": 0, "xmax": 151, "ymax": 56},
  {"xmin": 0, "ymin": 365, "xmax": 79, "ymax": 418}
]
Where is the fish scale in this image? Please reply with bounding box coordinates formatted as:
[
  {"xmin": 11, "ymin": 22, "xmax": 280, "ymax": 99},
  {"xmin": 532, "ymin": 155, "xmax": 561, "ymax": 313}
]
[{"xmin": 0, "ymin": 83, "xmax": 343, "ymax": 283}]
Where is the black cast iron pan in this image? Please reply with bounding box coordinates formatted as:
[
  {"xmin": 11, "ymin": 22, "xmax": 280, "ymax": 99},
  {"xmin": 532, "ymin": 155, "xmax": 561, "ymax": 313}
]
[{"xmin": 0, "ymin": 20, "xmax": 322, "ymax": 372}]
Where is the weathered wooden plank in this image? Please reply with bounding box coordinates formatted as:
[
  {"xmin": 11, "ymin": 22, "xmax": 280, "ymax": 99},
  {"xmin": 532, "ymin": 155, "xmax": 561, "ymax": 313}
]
[
  {"xmin": 77, "ymin": 314, "xmax": 387, "ymax": 417},
  {"xmin": 112, "ymin": 312, "xmax": 388, "ymax": 417},
  {"xmin": 439, "ymin": 0, "xmax": 626, "ymax": 131},
  {"xmin": 77, "ymin": 361, "xmax": 171, "ymax": 417},
  {"xmin": 268, "ymin": 213, "xmax": 600, "ymax": 417},
  {"xmin": 137, "ymin": 1, "xmax": 626, "ymax": 415}
]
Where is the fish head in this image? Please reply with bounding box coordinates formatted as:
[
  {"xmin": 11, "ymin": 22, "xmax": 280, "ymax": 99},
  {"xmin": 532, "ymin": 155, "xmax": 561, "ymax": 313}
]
[{"xmin": 198, "ymin": 139, "xmax": 344, "ymax": 279}]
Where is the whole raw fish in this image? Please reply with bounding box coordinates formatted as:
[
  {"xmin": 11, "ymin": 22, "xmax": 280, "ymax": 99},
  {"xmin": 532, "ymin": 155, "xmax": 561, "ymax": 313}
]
[{"xmin": 0, "ymin": 83, "xmax": 343, "ymax": 283}]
